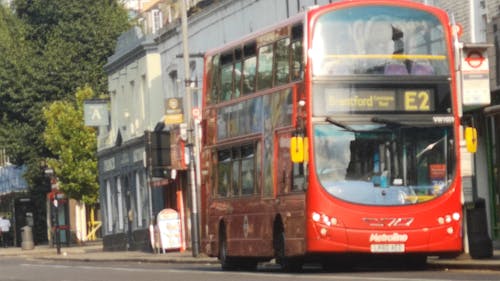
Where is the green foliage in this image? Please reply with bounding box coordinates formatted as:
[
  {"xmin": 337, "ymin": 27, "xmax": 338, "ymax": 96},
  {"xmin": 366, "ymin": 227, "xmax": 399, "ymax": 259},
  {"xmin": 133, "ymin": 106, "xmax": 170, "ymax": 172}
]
[
  {"xmin": 43, "ymin": 86, "xmax": 99, "ymax": 204},
  {"xmin": 0, "ymin": 0, "xmax": 129, "ymax": 201},
  {"xmin": 13, "ymin": 0, "xmax": 131, "ymax": 98}
]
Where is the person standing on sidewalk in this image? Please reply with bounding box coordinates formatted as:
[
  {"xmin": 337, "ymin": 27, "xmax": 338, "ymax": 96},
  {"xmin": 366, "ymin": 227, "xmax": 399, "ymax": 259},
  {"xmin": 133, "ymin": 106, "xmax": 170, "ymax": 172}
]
[{"xmin": 0, "ymin": 216, "xmax": 11, "ymax": 247}]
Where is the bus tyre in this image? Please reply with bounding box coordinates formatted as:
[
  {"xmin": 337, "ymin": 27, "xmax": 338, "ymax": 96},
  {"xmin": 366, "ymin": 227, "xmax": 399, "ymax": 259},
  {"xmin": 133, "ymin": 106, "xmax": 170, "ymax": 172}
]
[
  {"xmin": 275, "ymin": 232, "xmax": 302, "ymax": 272},
  {"xmin": 219, "ymin": 227, "xmax": 237, "ymax": 270}
]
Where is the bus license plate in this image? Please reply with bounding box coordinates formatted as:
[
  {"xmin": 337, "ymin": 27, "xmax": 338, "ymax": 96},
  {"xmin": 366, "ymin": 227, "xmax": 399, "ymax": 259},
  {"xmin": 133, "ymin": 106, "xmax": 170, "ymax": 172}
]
[{"xmin": 370, "ymin": 244, "xmax": 405, "ymax": 253}]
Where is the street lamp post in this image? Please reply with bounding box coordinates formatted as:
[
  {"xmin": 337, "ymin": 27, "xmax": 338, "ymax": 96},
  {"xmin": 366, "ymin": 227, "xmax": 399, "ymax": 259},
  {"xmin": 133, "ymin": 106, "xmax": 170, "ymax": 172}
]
[{"xmin": 179, "ymin": 0, "xmax": 200, "ymax": 257}]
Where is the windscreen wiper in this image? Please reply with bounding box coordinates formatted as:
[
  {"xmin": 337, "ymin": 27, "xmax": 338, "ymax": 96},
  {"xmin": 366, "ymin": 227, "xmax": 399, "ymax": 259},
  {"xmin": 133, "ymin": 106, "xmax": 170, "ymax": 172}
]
[{"xmin": 325, "ymin": 117, "xmax": 356, "ymax": 132}]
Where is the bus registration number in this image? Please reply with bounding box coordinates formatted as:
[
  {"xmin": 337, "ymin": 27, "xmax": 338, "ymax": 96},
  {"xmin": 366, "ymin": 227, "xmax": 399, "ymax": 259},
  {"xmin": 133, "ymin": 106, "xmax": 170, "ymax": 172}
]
[{"xmin": 370, "ymin": 244, "xmax": 405, "ymax": 253}]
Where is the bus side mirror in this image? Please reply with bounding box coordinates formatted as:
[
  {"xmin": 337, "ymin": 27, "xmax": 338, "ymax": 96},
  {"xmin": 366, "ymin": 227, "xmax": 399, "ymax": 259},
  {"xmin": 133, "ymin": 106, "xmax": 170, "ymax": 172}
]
[
  {"xmin": 464, "ymin": 127, "xmax": 477, "ymax": 153},
  {"xmin": 290, "ymin": 136, "xmax": 308, "ymax": 163}
]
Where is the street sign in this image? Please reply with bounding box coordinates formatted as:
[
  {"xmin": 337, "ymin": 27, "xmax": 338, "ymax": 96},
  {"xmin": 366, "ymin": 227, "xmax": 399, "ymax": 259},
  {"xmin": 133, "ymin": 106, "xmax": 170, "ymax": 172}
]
[
  {"xmin": 465, "ymin": 51, "xmax": 484, "ymax": 69},
  {"xmin": 164, "ymin": 98, "xmax": 184, "ymax": 125},
  {"xmin": 461, "ymin": 44, "xmax": 492, "ymax": 109},
  {"xmin": 84, "ymin": 99, "xmax": 109, "ymax": 126}
]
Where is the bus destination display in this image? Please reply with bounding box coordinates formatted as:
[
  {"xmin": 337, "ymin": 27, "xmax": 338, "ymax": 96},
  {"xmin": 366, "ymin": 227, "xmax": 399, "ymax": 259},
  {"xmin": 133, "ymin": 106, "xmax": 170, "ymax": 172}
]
[{"xmin": 324, "ymin": 88, "xmax": 434, "ymax": 112}]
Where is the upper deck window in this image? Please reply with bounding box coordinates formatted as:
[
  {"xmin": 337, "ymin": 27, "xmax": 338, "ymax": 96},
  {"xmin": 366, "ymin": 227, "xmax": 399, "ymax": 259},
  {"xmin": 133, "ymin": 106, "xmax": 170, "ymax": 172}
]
[{"xmin": 311, "ymin": 6, "xmax": 449, "ymax": 76}]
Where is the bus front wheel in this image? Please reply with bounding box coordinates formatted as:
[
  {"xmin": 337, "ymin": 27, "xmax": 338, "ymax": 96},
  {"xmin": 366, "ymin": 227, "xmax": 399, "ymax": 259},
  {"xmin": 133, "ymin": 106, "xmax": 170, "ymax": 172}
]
[{"xmin": 274, "ymin": 230, "xmax": 303, "ymax": 272}]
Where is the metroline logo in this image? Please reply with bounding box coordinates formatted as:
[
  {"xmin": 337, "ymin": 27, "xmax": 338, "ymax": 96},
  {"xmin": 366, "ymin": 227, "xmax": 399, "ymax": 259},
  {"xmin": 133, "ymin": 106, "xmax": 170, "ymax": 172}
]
[{"xmin": 369, "ymin": 233, "xmax": 409, "ymax": 243}]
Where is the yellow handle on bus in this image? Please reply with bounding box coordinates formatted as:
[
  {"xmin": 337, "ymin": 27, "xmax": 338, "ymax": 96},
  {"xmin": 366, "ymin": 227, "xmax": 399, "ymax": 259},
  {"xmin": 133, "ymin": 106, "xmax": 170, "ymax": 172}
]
[
  {"xmin": 290, "ymin": 136, "xmax": 308, "ymax": 163},
  {"xmin": 464, "ymin": 127, "xmax": 477, "ymax": 153}
]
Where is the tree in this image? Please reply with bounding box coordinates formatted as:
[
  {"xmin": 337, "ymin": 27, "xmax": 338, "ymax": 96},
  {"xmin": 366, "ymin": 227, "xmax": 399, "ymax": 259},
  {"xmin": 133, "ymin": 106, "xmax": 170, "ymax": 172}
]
[
  {"xmin": 43, "ymin": 86, "xmax": 99, "ymax": 205},
  {"xmin": 2, "ymin": 0, "xmax": 129, "ymax": 188},
  {"xmin": 13, "ymin": 0, "xmax": 131, "ymax": 97},
  {"xmin": 0, "ymin": 0, "xmax": 128, "ymax": 243}
]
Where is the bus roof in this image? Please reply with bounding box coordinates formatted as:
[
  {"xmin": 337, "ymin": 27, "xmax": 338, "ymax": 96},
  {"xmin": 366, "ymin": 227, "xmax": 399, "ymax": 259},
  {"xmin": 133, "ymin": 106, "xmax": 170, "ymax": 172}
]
[
  {"xmin": 203, "ymin": 0, "xmax": 449, "ymax": 59},
  {"xmin": 203, "ymin": 11, "xmax": 305, "ymax": 58}
]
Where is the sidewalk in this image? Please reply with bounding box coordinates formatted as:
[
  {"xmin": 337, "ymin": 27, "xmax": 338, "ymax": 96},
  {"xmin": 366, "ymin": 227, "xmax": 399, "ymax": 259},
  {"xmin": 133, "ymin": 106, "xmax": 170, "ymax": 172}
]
[
  {"xmin": 0, "ymin": 243, "xmax": 218, "ymax": 264},
  {"xmin": 0, "ymin": 242, "xmax": 499, "ymax": 271}
]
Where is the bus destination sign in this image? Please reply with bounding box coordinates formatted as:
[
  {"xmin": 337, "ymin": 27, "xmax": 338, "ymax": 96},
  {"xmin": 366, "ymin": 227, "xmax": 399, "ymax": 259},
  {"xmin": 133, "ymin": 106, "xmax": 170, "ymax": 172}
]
[{"xmin": 325, "ymin": 88, "xmax": 433, "ymax": 112}]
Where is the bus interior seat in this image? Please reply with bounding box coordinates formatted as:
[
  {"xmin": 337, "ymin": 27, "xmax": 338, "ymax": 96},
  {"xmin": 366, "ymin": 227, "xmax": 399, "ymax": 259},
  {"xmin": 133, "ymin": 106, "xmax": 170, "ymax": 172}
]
[
  {"xmin": 384, "ymin": 63, "xmax": 408, "ymax": 75},
  {"xmin": 411, "ymin": 62, "xmax": 434, "ymax": 75}
]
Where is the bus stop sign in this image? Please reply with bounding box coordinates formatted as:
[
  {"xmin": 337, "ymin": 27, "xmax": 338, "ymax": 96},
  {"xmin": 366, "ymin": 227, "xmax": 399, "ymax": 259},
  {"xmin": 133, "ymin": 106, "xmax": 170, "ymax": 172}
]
[
  {"xmin": 461, "ymin": 43, "xmax": 492, "ymax": 110},
  {"xmin": 465, "ymin": 51, "xmax": 485, "ymax": 69}
]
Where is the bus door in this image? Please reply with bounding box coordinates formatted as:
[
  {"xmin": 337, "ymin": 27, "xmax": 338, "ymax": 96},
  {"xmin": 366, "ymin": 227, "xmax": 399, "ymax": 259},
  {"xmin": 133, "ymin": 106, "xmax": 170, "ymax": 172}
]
[{"xmin": 275, "ymin": 130, "xmax": 306, "ymax": 246}]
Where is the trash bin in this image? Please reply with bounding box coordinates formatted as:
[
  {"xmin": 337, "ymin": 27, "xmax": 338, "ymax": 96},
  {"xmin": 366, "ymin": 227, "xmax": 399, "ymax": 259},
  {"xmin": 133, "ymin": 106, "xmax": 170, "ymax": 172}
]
[
  {"xmin": 21, "ymin": 225, "xmax": 34, "ymax": 250},
  {"xmin": 466, "ymin": 198, "xmax": 493, "ymax": 259}
]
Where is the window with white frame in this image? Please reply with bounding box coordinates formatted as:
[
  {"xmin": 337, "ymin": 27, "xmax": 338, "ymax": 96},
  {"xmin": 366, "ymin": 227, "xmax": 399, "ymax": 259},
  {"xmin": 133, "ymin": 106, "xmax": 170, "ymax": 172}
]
[
  {"xmin": 152, "ymin": 9, "xmax": 163, "ymax": 34},
  {"xmin": 106, "ymin": 180, "xmax": 113, "ymax": 232},
  {"xmin": 117, "ymin": 177, "xmax": 124, "ymax": 230},
  {"xmin": 135, "ymin": 172, "xmax": 143, "ymax": 227}
]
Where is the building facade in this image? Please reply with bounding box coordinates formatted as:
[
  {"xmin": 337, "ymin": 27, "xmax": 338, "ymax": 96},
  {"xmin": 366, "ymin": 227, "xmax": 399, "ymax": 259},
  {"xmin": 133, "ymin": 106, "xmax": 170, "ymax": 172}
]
[{"xmin": 99, "ymin": 25, "xmax": 164, "ymax": 250}]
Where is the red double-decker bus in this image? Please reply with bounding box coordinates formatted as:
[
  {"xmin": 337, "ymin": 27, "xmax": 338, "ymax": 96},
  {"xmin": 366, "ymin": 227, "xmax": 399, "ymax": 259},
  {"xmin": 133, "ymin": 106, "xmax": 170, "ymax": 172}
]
[{"xmin": 200, "ymin": 0, "xmax": 476, "ymax": 270}]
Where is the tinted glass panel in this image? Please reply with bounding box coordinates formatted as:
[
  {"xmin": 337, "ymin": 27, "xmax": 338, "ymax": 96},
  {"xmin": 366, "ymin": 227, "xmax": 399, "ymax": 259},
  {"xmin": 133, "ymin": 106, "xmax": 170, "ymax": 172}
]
[{"xmin": 311, "ymin": 6, "xmax": 449, "ymax": 76}]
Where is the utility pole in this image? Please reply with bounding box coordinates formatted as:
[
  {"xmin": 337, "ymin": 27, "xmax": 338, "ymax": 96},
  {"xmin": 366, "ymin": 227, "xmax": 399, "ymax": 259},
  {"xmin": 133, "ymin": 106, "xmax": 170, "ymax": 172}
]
[{"xmin": 179, "ymin": 0, "xmax": 200, "ymax": 257}]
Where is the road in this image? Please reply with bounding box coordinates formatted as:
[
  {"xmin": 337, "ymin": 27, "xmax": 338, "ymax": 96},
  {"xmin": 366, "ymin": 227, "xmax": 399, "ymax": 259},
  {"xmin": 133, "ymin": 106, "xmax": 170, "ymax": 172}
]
[{"xmin": 0, "ymin": 257, "xmax": 498, "ymax": 281}]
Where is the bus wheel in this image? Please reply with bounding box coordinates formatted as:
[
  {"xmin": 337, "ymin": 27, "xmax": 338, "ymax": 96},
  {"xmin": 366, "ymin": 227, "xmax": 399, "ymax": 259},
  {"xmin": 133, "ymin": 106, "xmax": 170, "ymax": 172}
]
[
  {"xmin": 219, "ymin": 227, "xmax": 237, "ymax": 271},
  {"xmin": 275, "ymin": 231, "xmax": 302, "ymax": 272}
]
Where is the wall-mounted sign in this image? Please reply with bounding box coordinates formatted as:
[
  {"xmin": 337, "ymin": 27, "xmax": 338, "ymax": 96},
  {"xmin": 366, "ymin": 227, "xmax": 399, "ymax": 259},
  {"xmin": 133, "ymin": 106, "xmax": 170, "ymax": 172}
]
[
  {"xmin": 164, "ymin": 98, "xmax": 184, "ymax": 125},
  {"xmin": 84, "ymin": 99, "xmax": 109, "ymax": 126}
]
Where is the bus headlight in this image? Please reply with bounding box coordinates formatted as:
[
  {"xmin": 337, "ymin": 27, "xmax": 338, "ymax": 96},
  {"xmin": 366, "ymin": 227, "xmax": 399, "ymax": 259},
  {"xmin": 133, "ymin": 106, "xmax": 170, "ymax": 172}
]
[
  {"xmin": 311, "ymin": 211, "xmax": 338, "ymax": 226},
  {"xmin": 437, "ymin": 212, "xmax": 460, "ymax": 225}
]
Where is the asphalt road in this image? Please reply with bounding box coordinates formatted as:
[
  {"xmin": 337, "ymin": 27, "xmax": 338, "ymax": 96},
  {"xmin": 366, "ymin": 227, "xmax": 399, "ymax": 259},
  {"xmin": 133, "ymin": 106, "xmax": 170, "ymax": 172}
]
[{"xmin": 1, "ymin": 257, "xmax": 499, "ymax": 281}]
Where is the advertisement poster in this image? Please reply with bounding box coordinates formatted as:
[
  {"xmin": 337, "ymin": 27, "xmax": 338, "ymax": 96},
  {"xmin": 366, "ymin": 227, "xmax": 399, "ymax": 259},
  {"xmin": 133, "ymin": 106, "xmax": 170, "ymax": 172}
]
[{"xmin": 157, "ymin": 208, "xmax": 181, "ymax": 251}]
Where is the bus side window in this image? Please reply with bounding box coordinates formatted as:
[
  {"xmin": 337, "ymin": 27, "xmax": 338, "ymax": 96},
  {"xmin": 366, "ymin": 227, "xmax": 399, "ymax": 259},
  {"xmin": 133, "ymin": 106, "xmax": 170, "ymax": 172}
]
[
  {"xmin": 231, "ymin": 147, "xmax": 241, "ymax": 196},
  {"xmin": 220, "ymin": 51, "xmax": 234, "ymax": 101},
  {"xmin": 208, "ymin": 55, "xmax": 220, "ymax": 104},
  {"xmin": 217, "ymin": 149, "xmax": 231, "ymax": 197},
  {"xmin": 241, "ymin": 144, "xmax": 255, "ymax": 195},
  {"xmin": 257, "ymin": 44, "xmax": 274, "ymax": 91},
  {"xmin": 275, "ymin": 37, "xmax": 290, "ymax": 86},
  {"xmin": 220, "ymin": 64, "xmax": 233, "ymax": 101},
  {"xmin": 234, "ymin": 48, "xmax": 243, "ymax": 99},
  {"xmin": 243, "ymin": 42, "xmax": 256, "ymax": 95},
  {"xmin": 292, "ymin": 163, "xmax": 305, "ymax": 191},
  {"xmin": 291, "ymin": 23, "xmax": 303, "ymax": 81},
  {"xmin": 291, "ymin": 40, "xmax": 303, "ymax": 81}
]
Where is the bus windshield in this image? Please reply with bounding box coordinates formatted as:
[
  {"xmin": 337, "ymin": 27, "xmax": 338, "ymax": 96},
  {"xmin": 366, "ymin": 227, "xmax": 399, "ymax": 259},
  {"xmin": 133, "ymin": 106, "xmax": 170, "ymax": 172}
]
[
  {"xmin": 311, "ymin": 5, "xmax": 449, "ymax": 76},
  {"xmin": 313, "ymin": 122, "xmax": 455, "ymax": 206}
]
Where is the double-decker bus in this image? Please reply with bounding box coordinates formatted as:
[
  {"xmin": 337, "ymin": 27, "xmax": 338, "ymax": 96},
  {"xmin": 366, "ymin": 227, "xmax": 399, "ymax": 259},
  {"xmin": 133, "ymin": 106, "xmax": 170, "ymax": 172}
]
[{"xmin": 200, "ymin": 0, "xmax": 476, "ymax": 270}]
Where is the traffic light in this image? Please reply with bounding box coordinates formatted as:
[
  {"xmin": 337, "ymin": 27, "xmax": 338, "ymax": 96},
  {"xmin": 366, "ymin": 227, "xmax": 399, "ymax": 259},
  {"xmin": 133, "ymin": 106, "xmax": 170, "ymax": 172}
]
[{"xmin": 145, "ymin": 131, "xmax": 171, "ymax": 177}]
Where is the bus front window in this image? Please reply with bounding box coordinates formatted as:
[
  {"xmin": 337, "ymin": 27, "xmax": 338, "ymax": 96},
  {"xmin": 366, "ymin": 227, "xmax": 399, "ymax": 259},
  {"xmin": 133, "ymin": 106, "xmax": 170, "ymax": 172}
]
[
  {"xmin": 311, "ymin": 6, "xmax": 449, "ymax": 76},
  {"xmin": 314, "ymin": 123, "xmax": 454, "ymax": 206}
]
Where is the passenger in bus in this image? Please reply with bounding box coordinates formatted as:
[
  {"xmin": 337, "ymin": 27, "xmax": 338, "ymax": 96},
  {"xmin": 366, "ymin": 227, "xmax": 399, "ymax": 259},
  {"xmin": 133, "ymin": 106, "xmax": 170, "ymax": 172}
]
[
  {"xmin": 392, "ymin": 26, "xmax": 404, "ymax": 55},
  {"xmin": 292, "ymin": 62, "xmax": 302, "ymax": 80}
]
